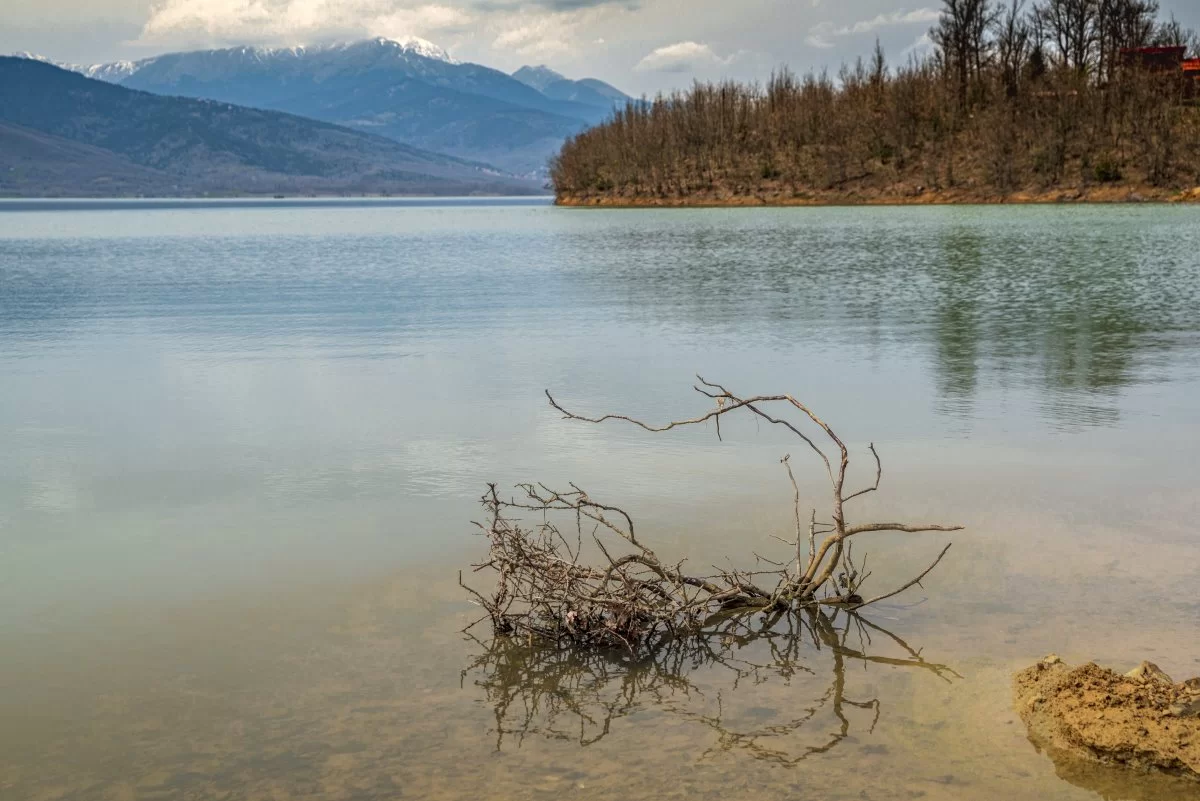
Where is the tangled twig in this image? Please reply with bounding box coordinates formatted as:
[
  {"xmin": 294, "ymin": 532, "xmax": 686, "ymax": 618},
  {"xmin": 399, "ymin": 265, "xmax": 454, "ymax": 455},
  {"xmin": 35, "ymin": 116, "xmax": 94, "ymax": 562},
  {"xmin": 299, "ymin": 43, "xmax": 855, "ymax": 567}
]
[{"xmin": 465, "ymin": 378, "xmax": 963, "ymax": 653}]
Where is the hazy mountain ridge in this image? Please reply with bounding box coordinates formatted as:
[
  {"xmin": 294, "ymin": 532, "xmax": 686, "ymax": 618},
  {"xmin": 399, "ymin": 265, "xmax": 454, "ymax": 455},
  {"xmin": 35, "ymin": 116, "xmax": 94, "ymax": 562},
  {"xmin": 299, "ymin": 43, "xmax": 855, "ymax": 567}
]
[
  {"xmin": 13, "ymin": 50, "xmax": 141, "ymax": 82},
  {"xmin": 513, "ymin": 64, "xmax": 629, "ymax": 111},
  {"xmin": 0, "ymin": 57, "xmax": 541, "ymax": 197},
  {"xmin": 511, "ymin": 65, "xmax": 567, "ymax": 92},
  {"xmin": 25, "ymin": 40, "xmax": 632, "ymax": 176}
]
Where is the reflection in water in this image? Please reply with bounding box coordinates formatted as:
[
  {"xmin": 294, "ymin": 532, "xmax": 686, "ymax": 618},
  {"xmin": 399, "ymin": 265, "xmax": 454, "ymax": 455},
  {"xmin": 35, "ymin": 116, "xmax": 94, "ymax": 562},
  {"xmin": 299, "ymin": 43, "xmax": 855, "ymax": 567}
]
[
  {"xmin": 3, "ymin": 205, "xmax": 1199, "ymax": 435},
  {"xmin": 926, "ymin": 222, "xmax": 1160, "ymax": 427},
  {"xmin": 1025, "ymin": 729, "xmax": 1200, "ymax": 801},
  {"xmin": 463, "ymin": 609, "xmax": 958, "ymax": 763},
  {"xmin": 932, "ymin": 228, "xmax": 984, "ymax": 407},
  {"xmin": 572, "ymin": 209, "xmax": 1200, "ymax": 429}
]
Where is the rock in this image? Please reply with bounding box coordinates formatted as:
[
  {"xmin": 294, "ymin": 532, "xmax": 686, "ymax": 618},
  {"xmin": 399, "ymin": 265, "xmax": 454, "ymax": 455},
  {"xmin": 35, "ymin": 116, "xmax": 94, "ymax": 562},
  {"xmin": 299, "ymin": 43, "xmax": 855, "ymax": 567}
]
[
  {"xmin": 1014, "ymin": 658, "xmax": 1200, "ymax": 781},
  {"xmin": 1042, "ymin": 654, "xmax": 1063, "ymax": 665},
  {"xmin": 1169, "ymin": 699, "xmax": 1200, "ymax": 719},
  {"xmin": 1125, "ymin": 661, "xmax": 1174, "ymax": 686}
]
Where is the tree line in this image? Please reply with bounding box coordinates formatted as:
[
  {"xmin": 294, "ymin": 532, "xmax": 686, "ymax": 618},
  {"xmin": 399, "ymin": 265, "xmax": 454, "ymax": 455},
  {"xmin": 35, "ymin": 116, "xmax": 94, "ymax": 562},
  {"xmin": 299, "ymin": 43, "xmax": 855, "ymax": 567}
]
[{"xmin": 550, "ymin": 0, "xmax": 1200, "ymax": 201}]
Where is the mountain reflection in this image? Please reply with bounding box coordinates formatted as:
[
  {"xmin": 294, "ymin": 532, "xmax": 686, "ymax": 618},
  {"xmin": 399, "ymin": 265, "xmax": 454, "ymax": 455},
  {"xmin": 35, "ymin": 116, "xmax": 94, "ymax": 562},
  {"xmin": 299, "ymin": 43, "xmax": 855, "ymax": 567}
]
[{"xmin": 462, "ymin": 609, "xmax": 957, "ymax": 763}]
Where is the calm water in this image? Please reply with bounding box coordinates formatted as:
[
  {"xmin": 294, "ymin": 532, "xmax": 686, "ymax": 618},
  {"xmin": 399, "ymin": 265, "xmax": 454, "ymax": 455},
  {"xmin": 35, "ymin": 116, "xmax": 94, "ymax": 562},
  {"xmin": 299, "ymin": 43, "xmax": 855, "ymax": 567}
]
[{"xmin": 2, "ymin": 198, "xmax": 1199, "ymax": 801}]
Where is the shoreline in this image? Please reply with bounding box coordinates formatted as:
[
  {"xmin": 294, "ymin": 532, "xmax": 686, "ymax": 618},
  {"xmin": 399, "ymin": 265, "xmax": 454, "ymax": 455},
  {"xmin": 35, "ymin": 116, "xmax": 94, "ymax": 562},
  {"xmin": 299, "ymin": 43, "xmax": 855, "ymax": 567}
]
[
  {"xmin": 556, "ymin": 185, "xmax": 1200, "ymax": 208},
  {"xmin": 0, "ymin": 193, "xmax": 552, "ymax": 201}
]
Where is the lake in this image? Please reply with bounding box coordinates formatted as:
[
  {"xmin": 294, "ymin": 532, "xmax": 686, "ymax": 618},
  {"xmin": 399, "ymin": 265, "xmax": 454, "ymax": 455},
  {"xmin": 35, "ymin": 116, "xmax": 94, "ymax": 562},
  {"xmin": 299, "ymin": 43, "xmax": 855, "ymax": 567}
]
[{"xmin": 2, "ymin": 198, "xmax": 1198, "ymax": 800}]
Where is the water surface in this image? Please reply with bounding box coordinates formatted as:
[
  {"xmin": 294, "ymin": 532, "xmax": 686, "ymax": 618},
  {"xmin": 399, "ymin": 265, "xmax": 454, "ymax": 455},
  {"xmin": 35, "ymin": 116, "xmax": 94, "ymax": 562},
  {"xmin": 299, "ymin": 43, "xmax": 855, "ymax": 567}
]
[{"xmin": 2, "ymin": 198, "xmax": 1199, "ymax": 800}]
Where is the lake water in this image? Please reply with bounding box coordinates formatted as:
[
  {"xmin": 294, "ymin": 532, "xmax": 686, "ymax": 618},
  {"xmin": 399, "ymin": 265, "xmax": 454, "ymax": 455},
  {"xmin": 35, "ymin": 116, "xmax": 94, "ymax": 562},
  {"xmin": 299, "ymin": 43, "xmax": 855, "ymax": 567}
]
[{"xmin": 2, "ymin": 198, "xmax": 1199, "ymax": 801}]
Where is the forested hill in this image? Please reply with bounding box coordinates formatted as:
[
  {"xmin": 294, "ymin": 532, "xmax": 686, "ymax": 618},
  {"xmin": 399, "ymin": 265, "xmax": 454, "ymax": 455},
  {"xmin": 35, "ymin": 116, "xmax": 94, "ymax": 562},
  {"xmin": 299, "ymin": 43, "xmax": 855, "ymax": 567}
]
[
  {"xmin": 0, "ymin": 57, "xmax": 540, "ymax": 197},
  {"xmin": 552, "ymin": 1, "xmax": 1200, "ymax": 206}
]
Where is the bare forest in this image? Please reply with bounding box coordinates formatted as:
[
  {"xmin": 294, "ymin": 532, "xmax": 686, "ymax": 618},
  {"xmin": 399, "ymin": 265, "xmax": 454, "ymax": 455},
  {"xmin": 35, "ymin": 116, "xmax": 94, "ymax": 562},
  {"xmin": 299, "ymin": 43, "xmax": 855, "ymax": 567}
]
[{"xmin": 551, "ymin": 0, "xmax": 1200, "ymax": 204}]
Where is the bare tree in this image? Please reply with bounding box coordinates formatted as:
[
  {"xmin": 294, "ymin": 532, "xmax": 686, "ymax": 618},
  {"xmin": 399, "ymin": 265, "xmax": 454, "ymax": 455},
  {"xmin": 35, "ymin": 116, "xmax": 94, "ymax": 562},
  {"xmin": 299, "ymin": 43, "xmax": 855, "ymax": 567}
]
[
  {"xmin": 463, "ymin": 379, "xmax": 963, "ymax": 653},
  {"xmin": 1097, "ymin": 0, "xmax": 1159, "ymax": 78},
  {"xmin": 932, "ymin": 0, "xmax": 1001, "ymax": 105},
  {"xmin": 870, "ymin": 37, "xmax": 889, "ymax": 89},
  {"xmin": 1035, "ymin": 0, "xmax": 1100, "ymax": 73},
  {"xmin": 996, "ymin": 0, "xmax": 1034, "ymax": 96}
]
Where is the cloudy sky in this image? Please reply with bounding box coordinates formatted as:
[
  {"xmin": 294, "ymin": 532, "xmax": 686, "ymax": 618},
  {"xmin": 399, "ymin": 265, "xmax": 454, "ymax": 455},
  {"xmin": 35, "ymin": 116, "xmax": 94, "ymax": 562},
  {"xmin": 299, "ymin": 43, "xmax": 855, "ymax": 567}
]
[{"xmin": 3, "ymin": 0, "xmax": 1199, "ymax": 95}]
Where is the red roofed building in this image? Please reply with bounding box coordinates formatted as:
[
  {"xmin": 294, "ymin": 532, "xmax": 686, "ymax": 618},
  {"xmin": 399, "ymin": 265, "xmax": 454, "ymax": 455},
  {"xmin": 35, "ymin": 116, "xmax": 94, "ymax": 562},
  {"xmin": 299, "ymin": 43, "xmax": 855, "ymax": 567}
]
[
  {"xmin": 1121, "ymin": 46, "xmax": 1200, "ymax": 98},
  {"xmin": 1120, "ymin": 45, "xmax": 1187, "ymax": 70},
  {"xmin": 1185, "ymin": 59, "xmax": 1200, "ymax": 97}
]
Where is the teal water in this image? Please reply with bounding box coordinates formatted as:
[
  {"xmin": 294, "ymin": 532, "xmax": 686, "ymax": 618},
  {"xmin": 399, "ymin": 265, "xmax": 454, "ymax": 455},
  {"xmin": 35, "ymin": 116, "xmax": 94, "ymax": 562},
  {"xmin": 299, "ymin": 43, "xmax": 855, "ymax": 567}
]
[{"xmin": 2, "ymin": 199, "xmax": 1199, "ymax": 800}]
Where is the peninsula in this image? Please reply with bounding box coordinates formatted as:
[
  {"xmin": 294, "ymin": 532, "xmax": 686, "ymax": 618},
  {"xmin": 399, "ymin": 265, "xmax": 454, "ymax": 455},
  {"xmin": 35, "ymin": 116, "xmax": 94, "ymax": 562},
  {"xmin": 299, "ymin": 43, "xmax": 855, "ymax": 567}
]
[{"xmin": 552, "ymin": 1, "xmax": 1200, "ymax": 206}]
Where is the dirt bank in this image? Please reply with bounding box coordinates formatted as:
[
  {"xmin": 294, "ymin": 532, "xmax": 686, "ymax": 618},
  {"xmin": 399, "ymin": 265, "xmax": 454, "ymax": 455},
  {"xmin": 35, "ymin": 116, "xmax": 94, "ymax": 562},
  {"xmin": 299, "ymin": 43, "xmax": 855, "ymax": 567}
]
[
  {"xmin": 1014, "ymin": 656, "xmax": 1200, "ymax": 781},
  {"xmin": 556, "ymin": 185, "xmax": 1200, "ymax": 208}
]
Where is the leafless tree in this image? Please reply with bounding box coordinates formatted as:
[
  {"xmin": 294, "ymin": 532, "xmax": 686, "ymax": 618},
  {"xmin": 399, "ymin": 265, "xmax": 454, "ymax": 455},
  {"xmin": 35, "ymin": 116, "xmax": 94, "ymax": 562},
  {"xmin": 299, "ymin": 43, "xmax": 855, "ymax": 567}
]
[
  {"xmin": 1097, "ymin": 0, "xmax": 1159, "ymax": 78},
  {"xmin": 996, "ymin": 0, "xmax": 1034, "ymax": 96},
  {"xmin": 1035, "ymin": 0, "xmax": 1100, "ymax": 73},
  {"xmin": 933, "ymin": 0, "xmax": 1002, "ymax": 106}
]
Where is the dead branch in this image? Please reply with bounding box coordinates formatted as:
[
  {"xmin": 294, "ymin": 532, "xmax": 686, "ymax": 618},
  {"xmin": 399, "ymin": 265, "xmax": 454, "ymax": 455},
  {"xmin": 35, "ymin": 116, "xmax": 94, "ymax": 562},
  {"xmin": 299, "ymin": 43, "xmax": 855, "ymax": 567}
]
[{"xmin": 466, "ymin": 379, "xmax": 964, "ymax": 653}]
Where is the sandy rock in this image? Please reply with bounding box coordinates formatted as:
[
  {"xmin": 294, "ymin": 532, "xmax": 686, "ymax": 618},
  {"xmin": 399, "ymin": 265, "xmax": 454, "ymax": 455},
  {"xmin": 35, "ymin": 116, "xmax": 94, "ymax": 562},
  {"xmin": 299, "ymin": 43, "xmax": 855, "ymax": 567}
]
[
  {"xmin": 1014, "ymin": 658, "xmax": 1200, "ymax": 781},
  {"xmin": 1125, "ymin": 661, "xmax": 1174, "ymax": 686}
]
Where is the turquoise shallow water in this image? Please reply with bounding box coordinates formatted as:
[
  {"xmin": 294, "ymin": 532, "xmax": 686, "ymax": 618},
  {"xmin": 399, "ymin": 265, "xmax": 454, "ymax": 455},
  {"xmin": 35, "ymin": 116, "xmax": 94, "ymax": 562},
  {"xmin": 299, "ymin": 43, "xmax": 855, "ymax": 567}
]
[{"xmin": 1, "ymin": 198, "xmax": 1199, "ymax": 800}]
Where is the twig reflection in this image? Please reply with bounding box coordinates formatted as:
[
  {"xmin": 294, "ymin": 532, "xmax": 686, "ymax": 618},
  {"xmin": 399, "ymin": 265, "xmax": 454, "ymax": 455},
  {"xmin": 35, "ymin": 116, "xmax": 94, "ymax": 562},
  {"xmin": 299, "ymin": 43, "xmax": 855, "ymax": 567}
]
[{"xmin": 462, "ymin": 608, "xmax": 958, "ymax": 763}]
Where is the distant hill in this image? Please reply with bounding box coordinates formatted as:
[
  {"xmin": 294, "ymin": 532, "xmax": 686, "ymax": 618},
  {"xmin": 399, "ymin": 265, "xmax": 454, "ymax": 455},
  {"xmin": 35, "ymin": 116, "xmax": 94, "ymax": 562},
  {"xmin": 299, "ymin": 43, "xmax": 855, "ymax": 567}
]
[
  {"xmin": 513, "ymin": 65, "xmax": 631, "ymax": 112},
  {"xmin": 511, "ymin": 65, "xmax": 567, "ymax": 93},
  {"xmin": 0, "ymin": 57, "xmax": 541, "ymax": 197},
  {"xmin": 43, "ymin": 39, "xmax": 632, "ymax": 176},
  {"xmin": 0, "ymin": 121, "xmax": 181, "ymax": 196}
]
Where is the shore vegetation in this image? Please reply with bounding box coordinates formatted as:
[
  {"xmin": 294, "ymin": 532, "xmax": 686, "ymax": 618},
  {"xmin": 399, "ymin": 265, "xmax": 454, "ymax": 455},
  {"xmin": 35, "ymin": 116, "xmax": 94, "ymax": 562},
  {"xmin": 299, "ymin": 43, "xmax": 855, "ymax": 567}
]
[{"xmin": 551, "ymin": 0, "xmax": 1200, "ymax": 205}]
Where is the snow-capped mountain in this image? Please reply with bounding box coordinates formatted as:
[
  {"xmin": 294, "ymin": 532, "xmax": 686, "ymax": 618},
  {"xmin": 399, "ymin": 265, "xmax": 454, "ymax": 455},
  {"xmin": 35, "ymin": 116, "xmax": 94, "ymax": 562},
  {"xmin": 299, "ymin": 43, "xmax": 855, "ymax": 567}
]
[
  {"xmin": 16, "ymin": 36, "xmax": 455, "ymax": 84},
  {"xmin": 12, "ymin": 38, "xmax": 629, "ymax": 175},
  {"xmin": 80, "ymin": 61, "xmax": 141, "ymax": 82},
  {"xmin": 0, "ymin": 55, "xmax": 540, "ymax": 197},
  {"xmin": 15, "ymin": 51, "xmax": 142, "ymax": 82}
]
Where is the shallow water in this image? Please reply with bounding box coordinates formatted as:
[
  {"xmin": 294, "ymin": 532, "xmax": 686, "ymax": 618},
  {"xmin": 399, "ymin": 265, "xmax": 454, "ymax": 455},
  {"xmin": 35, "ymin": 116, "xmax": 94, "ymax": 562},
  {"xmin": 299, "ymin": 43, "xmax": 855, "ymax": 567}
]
[{"xmin": 1, "ymin": 198, "xmax": 1198, "ymax": 800}]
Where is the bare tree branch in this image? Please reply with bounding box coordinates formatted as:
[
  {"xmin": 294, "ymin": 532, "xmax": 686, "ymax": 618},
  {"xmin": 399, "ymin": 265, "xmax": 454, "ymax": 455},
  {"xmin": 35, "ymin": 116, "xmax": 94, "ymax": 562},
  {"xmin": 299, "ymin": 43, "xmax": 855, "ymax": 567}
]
[
  {"xmin": 466, "ymin": 380, "xmax": 964, "ymax": 654},
  {"xmin": 849, "ymin": 543, "xmax": 955, "ymax": 610}
]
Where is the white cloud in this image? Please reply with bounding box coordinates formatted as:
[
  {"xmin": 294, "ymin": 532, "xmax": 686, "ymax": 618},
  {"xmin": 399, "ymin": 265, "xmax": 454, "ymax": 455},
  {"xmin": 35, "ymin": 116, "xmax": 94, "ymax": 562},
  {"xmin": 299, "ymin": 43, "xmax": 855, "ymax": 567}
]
[
  {"xmin": 806, "ymin": 7, "xmax": 939, "ymax": 49},
  {"xmin": 136, "ymin": 0, "xmax": 636, "ymax": 74},
  {"xmin": 489, "ymin": 5, "xmax": 628, "ymax": 61},
  {"xmin": 493, "ymin": 15, "xmax": 574, "ymax": 58},
  {"xmin": 375, "ymin": 5, "xmax": 472, "ymax": 39},
  {"xmin": 141, "ymin": 0, "xmax": 473, "ymax": 47},
  {"xmin": 635, "ymin": 40, "xmax": 729, "ymax": 73}
]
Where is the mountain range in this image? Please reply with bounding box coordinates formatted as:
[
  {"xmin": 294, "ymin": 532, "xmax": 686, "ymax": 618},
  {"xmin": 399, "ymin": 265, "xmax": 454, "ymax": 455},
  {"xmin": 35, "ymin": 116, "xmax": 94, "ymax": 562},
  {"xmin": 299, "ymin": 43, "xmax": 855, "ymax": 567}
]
[
  {"xmin": 512, "ymin": 64, "xmax": 630, "ymax": 108},
  {"xmin": 0, "ymin": 56, "xmax": 540, "ymax": 197},
  {"xmin": 28, "ymin": 38, "xmax": 632, "ymax": 177}
]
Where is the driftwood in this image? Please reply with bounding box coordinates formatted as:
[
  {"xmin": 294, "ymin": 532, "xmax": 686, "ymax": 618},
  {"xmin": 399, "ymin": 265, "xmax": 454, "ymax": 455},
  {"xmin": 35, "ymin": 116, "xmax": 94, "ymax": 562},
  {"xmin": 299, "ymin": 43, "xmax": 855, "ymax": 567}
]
[{"xmin": 463, "ymin": 377, "xmax": 963, "ymax": 653}]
